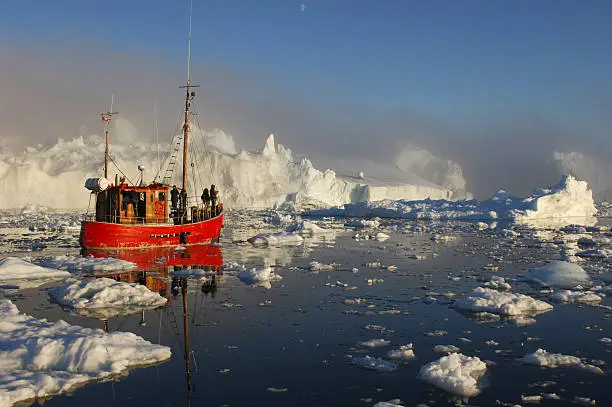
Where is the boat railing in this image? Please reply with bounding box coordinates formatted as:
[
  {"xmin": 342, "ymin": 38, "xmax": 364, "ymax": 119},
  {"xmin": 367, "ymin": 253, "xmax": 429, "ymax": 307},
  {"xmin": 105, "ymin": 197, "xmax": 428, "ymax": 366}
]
[{"xmin": 82, "ymin": 205, "xmax": 223, "ymax": 225}]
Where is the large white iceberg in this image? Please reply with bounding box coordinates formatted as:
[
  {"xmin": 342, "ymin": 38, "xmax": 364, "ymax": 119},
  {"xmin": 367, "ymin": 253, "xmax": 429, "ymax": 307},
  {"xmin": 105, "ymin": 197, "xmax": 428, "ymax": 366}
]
[
  {"xmin": 0, "ymin": 299, "xmax": 171, "ymax": 407},
  {"xmin": 0, "ymin": 132, "xmax": 452, "ymax": 209},
  {"xmin": 310, "ymin": 175, "xmax": 597, "ymax": 227}
]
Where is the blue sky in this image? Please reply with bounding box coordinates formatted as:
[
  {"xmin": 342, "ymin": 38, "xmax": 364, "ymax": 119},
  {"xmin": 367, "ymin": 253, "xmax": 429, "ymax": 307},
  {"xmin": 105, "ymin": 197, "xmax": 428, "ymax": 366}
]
[
  {"xmin": 1, "ymin": 1, "xmax": 611, "ymax": 196},
  {"xmin": 4, "ymin": 0, "xmax": 611, "ymax": 120}
]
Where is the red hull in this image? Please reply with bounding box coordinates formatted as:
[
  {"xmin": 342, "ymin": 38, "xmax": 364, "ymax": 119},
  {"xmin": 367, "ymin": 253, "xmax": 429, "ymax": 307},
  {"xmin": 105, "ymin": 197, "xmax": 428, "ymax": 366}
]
[{"xmin": 80, "ymin": 211, "xmax": 223, "ymax": 249}]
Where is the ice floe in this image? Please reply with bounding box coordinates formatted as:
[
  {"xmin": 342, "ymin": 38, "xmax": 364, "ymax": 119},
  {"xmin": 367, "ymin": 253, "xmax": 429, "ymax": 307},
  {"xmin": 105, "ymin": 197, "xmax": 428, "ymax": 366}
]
[
  {"xmin": 454, "ymin": 287, "xmax": 553, "ymax": 316},
  {"xmin": 417, "ymin": 353, "xmax": 487, "ymax": 397},
  {"xmin": 247, "ymin": 231, "xmax": 304, "ymax": 246},
  {"xmin": 352, "ymin": 356, "xmax": 397, "ymax": 372},
  {"xmin": 519, "ymin": 349, "xmax": 581, "ymax": 367},
  {"xmin": 0, "ymin": 299, "xmax": 171, "ymax": 407},
  {"xmin": 525, "ymin": 261, "xmax": 591, "ymax": 288},
  {"xmin": 548, "ymin": 289, "xmax": 602, "ymax": 304},
  {"xmin": 39, "ymin": 255, "xmax": 137, "ymax": 273},
  {"xmin": 238, "ymin": 266, "xmax": 281, "ymax": 288},
  {"xmin": 433, "ymin": 345, "xmax": 461, "ymax": 354},
  {"xmin": 49, "ymin": 278, "xmax": 167, "ymax": 315},
  {"xmin": 0, "ymin": 256, "xmax": 69, "ymax": 280},
  {"xmin": 359, "ymin": 339, "xmax": 391, "ymax": 348},
  {"xmin": 386, "ymin": 344, "xmax": 415, "ymax": 360}
]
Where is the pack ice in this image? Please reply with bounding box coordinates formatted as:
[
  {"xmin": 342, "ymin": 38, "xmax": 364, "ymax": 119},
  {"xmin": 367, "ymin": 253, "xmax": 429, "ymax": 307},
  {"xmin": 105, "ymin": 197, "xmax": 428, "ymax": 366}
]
[{"xmin": 0, "ymin": 299, "xmax": 171, "ymax": 407}]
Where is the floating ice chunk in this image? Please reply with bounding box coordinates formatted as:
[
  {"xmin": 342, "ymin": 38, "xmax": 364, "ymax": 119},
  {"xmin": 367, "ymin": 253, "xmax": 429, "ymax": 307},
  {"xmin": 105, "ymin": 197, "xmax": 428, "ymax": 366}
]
[
  {"xmin": 508, "ymin": 316, "xmax": 537, "ymax": 326},
  {"xmin": 247, "ymin": 231, "xmax": 304, "ymax": 246},
  {"xmin": 573, "ymin": 397, "xmax": 596, "ymax": 406},
  {"xmin": 375, "ymin": 232, "xmax": 390, "ymax": 241},
  {"xmin": 599, "ymin": 337, "xmax": 612, "ymax": 344},
  {"xmin": 352, "ymin": 356, "xmax": 397, "ymax": 372},
  {"xmin": 519, "ymin": 349, "xmax": 581, "ymax": 367},
  {"xmin": 39, "ymin": 255, "xmax": 137, "ymax": 273},
  {"xmin": 521, "ymin": 394, "xmax": 542, "ymax": 403},
  {"xmin": 433, "ymin": 345, "xmax": 460, "ymax": 354},
  {"xmin": 50, "ymin": 278, "xmax": 167, "ymax": 312},
  {"xmin": 525, "ymin": 261, "xmax": 590, "ymax": 288},
  {"xmin": 408, "ymin": 254, "xmax": 427, "ymax": 260},
  {"xmin": 344, "ymin": 218, "xmax": 381, "ymax": 229},
  {"xmin": 417, "ymin": 353, "xmax": 487, "ymax": 397},
  {"xmin": 387, "ymin": 344, "xmax": 415, "ymax": 360},
  {"xmin": 309, "ymin": 261, "xmax": 336, "ymax": 271},
  {"xmin": 0, "ymin": 299, "xmax": 171, "ymax": 407},
  {"xmin": 374, "ymin": 399, "xmax": 405, "ymax": 407},
  {"xmin": 576, "ymin": 248, "xmax": 611, "ymax": 258},
  {"xmin": 431, "ymin": 234, "xmax": 458, "ymax": 242},
  {"xmin": 286, "ymin": 220, "xmax": 326, "ymax": 234},
  {"xmin": 454, "ymin": 287, "xmax": 553, "ymax": 316},
  {"xmin": 238, "ymin": 266, "xmax": 281, "ymax": 286},
  {"xmin": 359, "ymin": 339, "xmax": 392, "ymax": 348},
  {"xmin": 483, "ymin": 276, "xmax": 512, "ymax": 290},
  {"xmin": 0, "ymin": 257, "xmax": 70, "ymax": 283},
  {"xmin": 548, "ymin": 290, "xmax": 602, "ymax": 304}
]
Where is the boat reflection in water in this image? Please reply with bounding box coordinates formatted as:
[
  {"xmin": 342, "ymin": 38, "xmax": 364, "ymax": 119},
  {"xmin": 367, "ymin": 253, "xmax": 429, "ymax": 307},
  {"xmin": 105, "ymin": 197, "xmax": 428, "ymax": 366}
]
[
  {"xmin": 81, "ymin": 244, "xmax": 221, "ymax": 404},
  {"xmin": 79, "ymin": 244, "xmax": 223, "ymax": 330}
]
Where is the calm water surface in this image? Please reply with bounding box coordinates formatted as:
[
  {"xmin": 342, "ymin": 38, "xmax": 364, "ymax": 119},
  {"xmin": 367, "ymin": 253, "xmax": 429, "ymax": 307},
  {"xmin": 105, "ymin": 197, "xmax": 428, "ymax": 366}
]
[{"xmin": 2, "ymin": 215, "xmax": 611, "ymax": 407}]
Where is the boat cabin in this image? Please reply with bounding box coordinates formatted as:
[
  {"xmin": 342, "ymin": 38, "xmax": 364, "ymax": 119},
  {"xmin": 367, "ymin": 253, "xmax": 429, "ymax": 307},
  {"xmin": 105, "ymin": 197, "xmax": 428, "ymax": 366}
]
[{"xmin": 95, "ymin": 183, "xmax": 169, "ymax": 224}]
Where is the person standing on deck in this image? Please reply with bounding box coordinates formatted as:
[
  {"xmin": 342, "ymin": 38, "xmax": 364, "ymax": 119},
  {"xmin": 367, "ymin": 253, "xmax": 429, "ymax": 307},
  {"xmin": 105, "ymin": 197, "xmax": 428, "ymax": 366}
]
[
  {"xmin": 180, "ymin": 189, "xmax": 188, "ymax": 223},
  {"xmin": 201, "ymin": 188, "xmax": 210, "ymax": 219},
  {"xmin": 210, "ymin": 185, "xmax": 218, "ymax": 217}
]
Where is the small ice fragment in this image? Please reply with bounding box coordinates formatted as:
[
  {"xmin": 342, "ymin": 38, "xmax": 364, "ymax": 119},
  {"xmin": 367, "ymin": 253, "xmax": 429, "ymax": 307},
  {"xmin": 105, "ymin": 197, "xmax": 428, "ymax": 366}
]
[
  {"xmin": 359, "ymin": 339, "xmax": 391, "ymax": 348},
  {"xmin": 387, "ymin": 344, "xmax": 415, "ymax": 360},
  {"xmin": 417, "ymin": 353, "xmax": 487, "ymax": 397},
  {"xmin": 352, "ymin": 356, "xmax": 397, "ymax": 372},
  {"xmin": 433, "ymin": 345, "xmax": 460, "ymax": 354}
]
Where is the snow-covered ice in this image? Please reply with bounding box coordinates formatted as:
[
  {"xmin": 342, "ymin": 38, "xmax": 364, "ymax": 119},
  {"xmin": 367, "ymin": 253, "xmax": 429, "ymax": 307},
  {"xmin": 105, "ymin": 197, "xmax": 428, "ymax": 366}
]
[
  {"xmin": 0, "ymin": 257, "xmax": 70, "ymax": 289},
  {"xmin": 548, "ymin": 289, "xmax": 602, "ymax": 304},
  {"xmin": 525, "ymin": 261, "xmax": 591, "ymax": 288},
  {"xmin": 0, "ymin": 299, "xmax": 171, "ymax": 407},
  {"xmin": 519, "ymin": 349, "xmax": 581, "ymax": 367},
  {"xmin": 39, "ymin": 255, "xmax": 137, "ymax": 273},
  {"xmin": 417, "ymin": 353, "xmax": 487, "ymax": 397},
  {"xmin": 247, "ymin": 231, "xmax": 304, "ymax": 246},
  {"xmin": 454, "ymin": 287, "xmax": 553, "ymax": 316},
  {"xmin": 386, "ymin": 344, "xmax": 415, "ymax": 360},
  {"xmin": 359, "ymin": 339, "xmax": 391, "ymax": 348},
  {"xmin": 238, "ymin": 266, "xmax": 281, "ymax": 288},
  {"xmin": 352, "ymin": 356, "xmax": 397, "ymax": 372},
  {"xmin": 49, "ymin": 278, "xmax": 167, "ymax": 315}
]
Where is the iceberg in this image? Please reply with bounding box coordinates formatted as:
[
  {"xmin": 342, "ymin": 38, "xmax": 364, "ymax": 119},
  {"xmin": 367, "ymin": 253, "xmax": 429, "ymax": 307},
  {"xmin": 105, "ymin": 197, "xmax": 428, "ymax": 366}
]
[
  {"xmin": 310, "ymin": 175, "xmax": 597, "ymax": 227},
  {"xmin": 0, "ymin": 132, "xmax": 452, "ymax": 209}
]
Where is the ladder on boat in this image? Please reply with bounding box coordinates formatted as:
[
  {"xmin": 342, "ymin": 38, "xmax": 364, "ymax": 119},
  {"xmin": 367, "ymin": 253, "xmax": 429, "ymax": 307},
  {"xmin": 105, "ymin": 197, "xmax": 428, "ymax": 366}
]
[{"xmin": 162, "ymin": 135, "xmax": 183, "ymax": 185}]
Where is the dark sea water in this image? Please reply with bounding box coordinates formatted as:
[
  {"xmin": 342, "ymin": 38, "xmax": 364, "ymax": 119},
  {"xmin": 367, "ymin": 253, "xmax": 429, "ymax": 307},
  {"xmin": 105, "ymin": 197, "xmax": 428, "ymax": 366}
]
[{"xmin": 1, "ymin": 213, "xmax": 611, "ymax": 407}]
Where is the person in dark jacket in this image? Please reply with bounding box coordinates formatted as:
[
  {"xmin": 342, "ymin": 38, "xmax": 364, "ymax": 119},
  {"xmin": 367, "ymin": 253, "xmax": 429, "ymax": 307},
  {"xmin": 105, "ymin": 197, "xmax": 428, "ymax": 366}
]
[
  {"xmin": 210, "ymin": 185, "xmax": 218, "ymax": 216},
  {"xmin": 201, "ymin": 188, "xmax": 210, "ymax": 219},
  {"xmin": 170, "ymin": 185, "xmax": 179, "ymax": 210},
  {"xmin": 180, "ymin": 189, "xmax": 188, "ymax": 221}
]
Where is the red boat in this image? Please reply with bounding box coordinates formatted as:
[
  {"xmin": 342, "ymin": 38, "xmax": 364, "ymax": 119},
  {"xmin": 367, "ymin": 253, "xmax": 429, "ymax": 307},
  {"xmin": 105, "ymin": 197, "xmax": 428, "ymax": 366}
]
[{"xmin": 80, "ymin": 25, "xmax": 223, "ymax": 250}]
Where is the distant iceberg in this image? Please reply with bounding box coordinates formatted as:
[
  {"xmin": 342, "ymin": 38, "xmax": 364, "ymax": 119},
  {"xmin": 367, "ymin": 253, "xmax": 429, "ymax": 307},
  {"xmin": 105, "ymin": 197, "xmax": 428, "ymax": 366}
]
[
  {"xmin": 310, "ymin": 175, "xmax": 597, "ymax": 227},
  {"xmin": 0, "ymin": 130, "xmax": 456, "ymax": 209}
]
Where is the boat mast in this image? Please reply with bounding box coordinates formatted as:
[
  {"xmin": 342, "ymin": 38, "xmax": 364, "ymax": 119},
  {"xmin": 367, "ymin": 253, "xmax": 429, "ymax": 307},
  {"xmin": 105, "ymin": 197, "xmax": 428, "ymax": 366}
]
[
  {"xmin": 100, "ymin": 95, "xmax": 118, "ymax": 180},
  {"xmin": 181, "ymin": 0, "xmax": 195, "ymax": 193}
]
